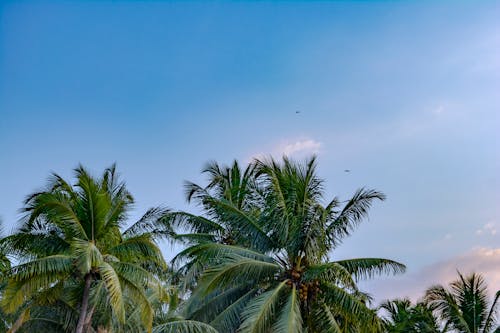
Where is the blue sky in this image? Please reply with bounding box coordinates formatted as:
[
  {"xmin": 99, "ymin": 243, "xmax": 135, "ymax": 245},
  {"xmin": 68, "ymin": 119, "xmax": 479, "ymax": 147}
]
[{"xmin": 1, "ymin": 1, "xmax": 499, "ymax": 302}]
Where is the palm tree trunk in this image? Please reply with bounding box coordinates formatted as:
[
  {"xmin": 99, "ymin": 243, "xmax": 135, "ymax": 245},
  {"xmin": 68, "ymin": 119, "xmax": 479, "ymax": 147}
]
[
  {"xmin": 83, "ymin": 304, "xmax": 96, "ymax": 332},
  {"xmin": 75, "ymin": 273, "xmax": 92, "ymax": 333}
]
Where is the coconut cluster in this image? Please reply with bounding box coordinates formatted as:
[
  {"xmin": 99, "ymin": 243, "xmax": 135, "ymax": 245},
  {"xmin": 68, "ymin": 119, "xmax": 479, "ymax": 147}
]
[{"xmin": 285, "ymin": 269, "xmax": 321, "ymax": 302}]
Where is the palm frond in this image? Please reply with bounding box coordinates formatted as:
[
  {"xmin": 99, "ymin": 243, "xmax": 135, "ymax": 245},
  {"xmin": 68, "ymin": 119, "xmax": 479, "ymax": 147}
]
[
  {"xmin": 209, "ymin": 288, "xmax": 258, "ymax": 333},
  {"xmin": 0, "ymin": 232, "xmax": 69, "ymax": 261},
  {"xmin": 110, "ymin": 261, "xmax": 157, "ymax": 288},
  {"xmin": 98, "ymin": 261, "xmax": 125, "ymax": 323},
  {"xmin": 187, "ymin": 286, "xmax": 251, "ymax": 323},
  {"xmin": 321, "ymin": 282, "xmax": 379, "ymax": 325},
  {"xmin": 173, "ymin": 233, "xmax": 217, "ymax": 245},
  {"xmin": 119, "ymin": 275, "xmax": 154, "ymax": 333},
  {"xmin": 123, "ymin": 207, "xmax": 170, "ymax": 238},
  {"xmin": 108, "ymin": 234, "xmax": 166, "ymax": 269},
  {"xmin": 161, "ymin": 211, "xmax": 225, "ymax": 235},
  {"xmin": 272, "ymin": 285, "xmax": 303, "ymax": 333},
  {"xmin": 310, "ymin": 302, "xmax": 342, "ymax": 333},
  {"xmin": 23, "ymin": 192, "xmax": 87, "ymax": 240},
  {"xmin": 71, "ymin": 239, "xmax": 103, "ymax": 275},
  {"xmin": 425, "ymin": 285, "xmax": 471, "ymax": 332},
  {"xmin": 239, "ymin": 281, "xmax": 288, "ymax": 333},
  {"xmin": 74, "ymin": 165, "xmax": 113, "ymax": 240},
  {"xmin": 335, "ymin": 258, "xmax": 406, "ymax": 281},
  {"xmin": 153, "ymin": 320, "xmax": 218, "ymax": 333},
  {"xmin": 484, "ymin": 290, "xmax": 499, "ymax": 333},
  {"xmin": 198, "ymin": 254, "xmax": 280, "ymax": 294},
  {"xmin": 202, "ymin": 197, "xmax": 272, "ymax": 251},
  {"xmin": 2, "ymin": 256, "xmax": 72, "ymax": 314},
  {"xmin": 302, "ymin": 262, "xmax": 358, "ymax": 291},
  {"xmin": 326, "ymin": 188, "xmax": 385, "ymax": 248}
]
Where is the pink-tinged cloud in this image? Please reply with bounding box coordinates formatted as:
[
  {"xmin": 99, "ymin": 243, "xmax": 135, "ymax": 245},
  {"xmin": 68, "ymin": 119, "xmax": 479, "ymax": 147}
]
[{"xmin": 363, "ymin": 247, "xmax": 500, "ymax": 305}]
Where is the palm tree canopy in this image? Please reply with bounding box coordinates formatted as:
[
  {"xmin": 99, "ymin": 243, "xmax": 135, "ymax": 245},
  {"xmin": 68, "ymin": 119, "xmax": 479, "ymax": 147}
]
[
  {"xmin": 166, "ymin": 156, "xmax": 406, "ymax": 332},
  {"xmin": 425, "ymin": 271, "xmax": 500, "ymax": 333},
  {"xmin": 380, "ymin": 298, "xmax": 442, "ymax": 333},
  {"xmin": 0, "ymin": 164, "xmax": 168, "ymax": 332}
]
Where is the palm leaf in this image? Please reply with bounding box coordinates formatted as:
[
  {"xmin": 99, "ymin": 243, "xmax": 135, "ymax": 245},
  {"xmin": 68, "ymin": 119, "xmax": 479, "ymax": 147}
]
[
  {"xmin": 272, "ymin": 284, "xmax": 303, "ymax": 333},
  {"xmin": 484, "ymin": 290, "xmax": 500, "ymax": 332},
  {"xmin": 310, "ymin": 302, "xmax": 342, "ymax": 333},
  {"xmin": 153, "ymin": 320, "xmax": 218, "ymax": 333},
  {"xmin": 302, "ymin": 262, "xmax": 358, "ymax": 291},
  {"xmin": 326, "ymin": 188, "xmax": 385, "ymax": 247},
  {"xmin": 187, "ymin": 286, "xmax": 251, "ymax": 323},
  {"xmin": 209, "ymin": 288, "xmax": 257, "ymax": 333},
  {"xmin": 425, "ymin": 285, "xmax": 471, "ymax": 332},
  {"xmin": 98, "ymin": 261, "xmax": 125, "ymax": 323},
  {"xmin": 24, "ymin": 192, "xmax": 87, "ymax": 240},
  {"xmin": 321, "ymin": 282, "xmax": 378, "ymax": 325},
  {"xmin": 123, "ymin": 207, "xmax": 170, "ymax": 237},
  {"xmin": 199, "ymin": 254, "xmax": 280, "ymax": 294},
  {"xmin": 2, "ymin": 256, "xmax": 72, "ymax": 313},
  {"xmin": 239, "ymin": 281, "xmax": 288, "ymax": 333},
  {"xmin": 335, "ymin": 258, "xmax": 406, "ymax": 281},
  {"xmin": 108, "ymin": 234, "xmax": 166, "ymax": 269},
  {"xmin": 71, "ymin": 239, "xmax": 103, "ymax": 275}
]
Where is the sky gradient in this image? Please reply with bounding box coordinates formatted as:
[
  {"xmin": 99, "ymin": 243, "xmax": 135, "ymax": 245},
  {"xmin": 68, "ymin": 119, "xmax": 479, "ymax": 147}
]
[{"xmin": 1, "ymin": 1, "xmax": 499, "ymax": 303}]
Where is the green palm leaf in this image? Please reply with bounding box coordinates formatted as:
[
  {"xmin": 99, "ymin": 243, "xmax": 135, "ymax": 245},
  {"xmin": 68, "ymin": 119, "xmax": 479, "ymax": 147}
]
[
  {"xmin": 335, "ymin": 258, "xmax": 406, "ymax": 281},
  {"xmin": 303, "ymin": 262, "xmax": 358, "ymax": 291},
  {"xmin": 153, "ymin": 320, "xmax": 218, "ymax": 333},
  {"xmin": 209, "ymin": 288, "xmax": 257, "ymax": 333},
  {"xmin": 99, "ymin": 261, "xmax": 125, "ymax": 323},
  {"xmin": 199, "ymin": 254, "xmax": 280, "ymax": 294},
  {"xmin": 71, "ymin": 238, "xmax": 103, "ymax": 275},
  {"xmin": 239, "ymin": 281, "xmax": 288, "ymax": 333},
  {"xmin": 273, "ymin": 285, "xmax": 303, "ymax": 333},
  {"xmin": 327, "ymin": 188, "xmax": 386, "ymax": 248},
  {"xmin": 310, "ymin": 302, "xmax": 342, "ymax": 333},
  {"xmin": 321, "ymin": 282, "xmax": 379, "ymax": 325},
  {"xmin": 484, "ymin": 290, "xmax": 500, "ymax": 332},
  {"xmin": 109, "ymin": 234, "xmax": 166, "ymax": 269}
]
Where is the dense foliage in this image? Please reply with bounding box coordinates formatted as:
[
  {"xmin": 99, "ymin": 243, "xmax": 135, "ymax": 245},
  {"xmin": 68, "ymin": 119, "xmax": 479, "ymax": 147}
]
[
  {"xmin": 425, "ymin": 272, "xmax": 499, "ymax": 333},
  {"xmin": 0, "ymin": 158, "xmax": 497, "ymax": 332},
  {"xmin": 165, "ymin": 157, "xmax": 405, "ymax": 332}
]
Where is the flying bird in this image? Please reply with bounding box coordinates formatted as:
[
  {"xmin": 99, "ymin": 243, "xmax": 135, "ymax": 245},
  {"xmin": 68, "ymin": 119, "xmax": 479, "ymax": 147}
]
[
  {"xmin": 295, "ymin": 110, "xmax": 300, "ymax": 114},
  {"xmin": 344, "ymin": 169, "xmax": 350, "ymax": 173}
]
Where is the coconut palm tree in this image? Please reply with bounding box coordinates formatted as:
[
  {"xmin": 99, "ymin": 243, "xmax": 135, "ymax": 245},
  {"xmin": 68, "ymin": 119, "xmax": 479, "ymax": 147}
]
[
  {"xmin": 169, "ymin": 156, "xmax": 406, "ymax": 332},
  {"xmin": 0, "ymin": 243, "xmax": 11, "ymax": 332},
  {"xmin": 380, "ymin": 298, "xmax": 443, "ymax": 332},
  {"xmin": 425, "ymin": 272, "xmax": 500, "ymax": 333},
  {"xmin": 165, "ymin": 160, "xmax": 267, "ymax": 290},
  {"xmin": 0, "ymin": 165, "xmax": 168, "ymax": 333}
]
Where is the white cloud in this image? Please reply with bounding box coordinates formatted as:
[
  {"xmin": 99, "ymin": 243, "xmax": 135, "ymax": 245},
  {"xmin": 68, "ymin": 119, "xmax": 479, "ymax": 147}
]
[
  {"xmin": 281, "ymin": 139, "xmax": 322, "ymax": 157},
  {"xmin": 476, "ymin": 221, "xmax": 498, "ymax": 236},
  {"xmin": 249, "ymin": 138, "xmax": 322, "ymax": 161},
  {"xmin": 363, "ymin": 247, "xmax": 500, "ymax": 304}
]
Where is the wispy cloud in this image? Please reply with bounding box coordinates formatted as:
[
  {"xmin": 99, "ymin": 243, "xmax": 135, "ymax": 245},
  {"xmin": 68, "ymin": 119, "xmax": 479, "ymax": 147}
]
[
  {"xmin": 280, "ymin": 139, "xmax": 322, "ymax": 156},
  {"xmin": 249, "ymin": 137, "xmax": 322, "ymax": 161},
  {"xmin": 363, "ymin": 247, "xmax": 500, "ymax": 304},
  {"xmin": 432, "ymin": 105, "xmax": 445, "ymax": 115},
  {"xmin": 476, "ymin": 221, "xmax": 498, "ymax": 236}
]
